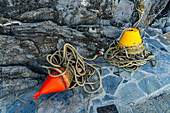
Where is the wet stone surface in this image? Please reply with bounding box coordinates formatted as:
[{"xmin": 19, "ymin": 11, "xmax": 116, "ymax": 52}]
[
  {"xmin": 118, "ymin": 82, "xmax": 145, "ymax": 105},
  {"xmin": 0, "ymin": 1, "xmax": 170, "ymax": 112},
  {"xmin": 138, "ymin": 76, "xmax": 162, "ymax": 94},
  {"xmin": 0, "ymin": 27, "xmax": 170, "ymax": 112}
]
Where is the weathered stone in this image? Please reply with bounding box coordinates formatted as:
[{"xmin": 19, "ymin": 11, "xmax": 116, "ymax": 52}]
[
  {"xmin": 147, "ymin": 43, "xmax": 163, "ymax": 56},
  {"xmin": 141, "ymin": 62, "xmax": 169, "ymax": 74},
  {"xmin": 152, "ymin": 94, "xmax": 170, "ymax": 113},
  {"xmin": 0, "ymin": 0, "xmax": 169, "ymax": 27},
  {"xmin": 145, "ymin": 28, "xmax": 170, "ymax": 46},
  {"xmin": 51, "ymin": 90, "xmax": 74, "ymax": 108},
  {"xmin": 138, "ymin": 76, "xmax": 162, "ymax": 94},
  {"xmin": 118, "ymin": 106, "xmax": 132, "ymax": 113},
  {"xmin": 18, "ymin": 101, "xmax": 36, "ymax": 113},
  {"xmin": 37, "ymin": 101, "xmax": 56, "ymax": 113},
  {"xmin": 102, "ymin": 95, "xmax": 116, "ymax": 102},
  {"xmin": 151, "ymin": 17, "xmax": 168, "ymax": 31},
  {"xmin": 91, "ymin": 99, "xmax": 100, "ymax": 106},
  {"xmin": 134, "ymin": 99, "xmax": 157, "ymax": 113},
  {"xmin": 7, "ymin": 100, "xmax": 23, "ymax": 113},
  {"xmin": 133, "ymin": 71, "xmax": 145, "ymax": 80},
  {"xmin": 16, "ymin": 8, "xmax": 58, "ymax": 22},
  {"xmin": 114, "ymin": 67, "xmax": 131, "ymax": 80},
  {"xmin": 118, "ymin": 82, "xmax": 145, "ymax": 105},
  {"xmin": 155, "ymin": 54, "xmax": 170, "ymax": 65},
  {"xmin": 0, "ymin": 95, "xmax": 15, "ymax": 108},
  {"xmin": 156, "ymin": 75, "xmax": 170, "ymax": 86},
  {"xmin": 102, "ymin": 76, "xmax": 122, "ymax": 95},
  {"xmin": 0, "ymin": 66, "xmax": 42, "ymax": 97},
  {"xmin": 111, "ymin": 0, "xmax": 134, "ymax": 27},
  {"xmin": 102, "ymin": 68, "xmax": 111, "ymax": 77}
]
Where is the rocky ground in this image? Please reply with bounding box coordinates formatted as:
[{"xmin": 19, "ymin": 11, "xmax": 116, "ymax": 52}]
[{"xmin": 0, "ymin": 0, "xmax": 170, "ymax": 113}]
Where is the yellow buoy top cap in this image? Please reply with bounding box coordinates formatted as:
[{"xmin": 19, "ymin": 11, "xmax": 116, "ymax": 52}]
[{"xmin": 119, "ymin": 28, "xmax": 142, "ymax": 47}]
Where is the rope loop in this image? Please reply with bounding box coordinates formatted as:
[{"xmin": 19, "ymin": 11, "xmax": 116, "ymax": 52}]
[{"xmin": 43, "ymin": 43, "xmax": 102, "ymax": 93}]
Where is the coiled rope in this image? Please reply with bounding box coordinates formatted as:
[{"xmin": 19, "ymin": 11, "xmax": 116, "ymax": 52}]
[
  {"xmin": 133, "ymin": 0, "xmax": 146, "ymax": 28},
  {"xmin": 104, "ymin": 40, "xmax": 157, "ymax": 72},
  {"xmin": 42, "ymin": 43, "xmax": 102, "ymax": 93}
]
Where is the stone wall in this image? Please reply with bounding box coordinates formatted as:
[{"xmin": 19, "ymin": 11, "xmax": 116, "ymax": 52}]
[{"xmin": 0, "ymin": 0, "xmax": 169, "ymax": 97}]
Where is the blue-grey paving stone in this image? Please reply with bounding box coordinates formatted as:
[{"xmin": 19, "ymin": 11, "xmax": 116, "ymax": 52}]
[
  {"xmin": 156, "ymin": 75, "xmax": 170, "ymax": 86},
  {"xmin": 89, "ymin": 106, "xmax": 94, "ymax": 113},
  {"xmin": 0, "ymin": 95, "xmax": 15, "ymax": 107},
  {"xmin": 134, "ymin": 100, "xmax": 157, "ymax": 113},
  {"xmin": 20, "ymin": 88, "xmax": 40, "ymax": 101},
  {"xmin": 75, "ymin": 85, "xmax": 103, "ymax": 102},
  {"xmin": 102, "ymin": 68, "xmax": 110, "ymax": 76},
  {"xmin": 102, "ymin": 76, "xmax": 122, "ymax": 95},
  {"xmin": 141, "ymin": 62, "xmax": 168, "ymax": 74},
  {"xmin": 102, "ymin": 95, "xmax": 116, "ymax": 102},
  {"xmin": 0, "ymin": 109, "xmax": 1, "ymax": 113},
  {"xmin": 145, "ymin": 28, "xmax": 157, "ymax": 37},
  {"xmin": 118, "ymin": 107, "xmax": 132, "ymax": 113},
  {"xmin": 152, "ymin": 94, "xmax": 170, "ymax": 113},
  {"xmin": 145, "ymin": 39, "xmax": 168, "ymax": 52},
  {"xmin": 118, "ymin": 82, "xmax": 145, "ymax": 105},
  {"xmin": 114, "ymin": 67, "xmax": 131, "ymax": 80},
  {"xmin": 138, "ymin": 76, "xmax": 161, "ymax": 94},
  {"xmin": 51, "ymin": 90, "xmax": 74, "ymax": 107},
  {"xmin": 45, "ymin": 92, "xmax": 57, "ymax": 100},
  {"xmin": 78, "ymin": 106, "xmax": 86, "ymax": 113},
  {"xmin": 133, "ymin": 71, "xmax": 145, "ymax": 80},
  {"xmin": 123, "ymin": 80, "xmax": 128, "ymax": 83},
  {"xmin": 17, "ymin": 101, "xmax": 36, "ymax": 113},
  {"xmin": 155, "ymin": 54, "xmax": 170, "ymax": 65},
  {"xmin": 7, "ymin": 100, "xmax": 23, "ymax": 113},
  {"xmin": 147, "ymin": 44, "xmax": 162, "ymax": 55},
  {"xmin": 92, "ymin": 99, "xmax": 101, "ymax": 105}
]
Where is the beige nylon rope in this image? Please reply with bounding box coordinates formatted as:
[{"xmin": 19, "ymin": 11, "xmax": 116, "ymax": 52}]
[
  {"xmin": 104, "ymin": 40, "xmax": 157, "ymax": 73},
  {"xmin": 133, "ymin": 0, "xmax": 146, "ymax": 28},
  {"xmin": 42, "ymin": 43, "xmax": 103, "ymax": 93}
]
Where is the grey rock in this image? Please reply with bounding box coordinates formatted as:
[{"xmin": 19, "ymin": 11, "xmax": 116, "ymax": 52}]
[
  {"xmin": 102, "ymin": 76, "xmax": 122, "ymax": 95},
  {"xmin": 17, "ymin": 101, "xmax": 36, "ymax": 113},
  {"xmin": 0, "ymin": 0, "xmax": 169, "ymax": 27},
  {"xmin": 102, "ymin": 95, "xmax": 116, "ymax": 102},
  {"xmin": 145, "ymin": 39, "xmax": 168, "ymax": 52},
  {"xmin": 102, "ymin": 68, "xmax": 111, "ymax": 77},
  {"xmin": 155, "ymin": 54, "xmax": 170, "ymax": 65},
  {"xmin": 152, "ymin": 94, "xmax": 170, "ymax": 113},
  {"xmin": 133, "ymin": 71, "xmax": 145, "ymax": 80},
  {"xmin": 151, "ymin": 17, "xmax": 168, "ymax": 30},
  {"xmin": 156, "ymin": 75, "xmax": 170, "ymax": 86},
  {"xmin": 16, "ymin": 8, "xmax": 58, "ymax": 22},
  {"xmin": 92, "ymin": 99, "xmax": 101, "ymax": 105},
  {"xmin": 6, "ymin": 100, "xmax": 23, "ymax": 113},
  {"xmin": 118, "ymin": 106, "xmax": 132, "ymax": 113},
  {"xmin": 118, "ymin": 82, "xmax": 145, "ymax": 105},
  {"xmin": 164, "ymin": 26, "xmax": 170, "ymax": 33},
  {"xmin": 37, "ymin": 101, "xmax": 56, "ymax": 113},
  {"xmin": 114, "ymin": 67, "xmax": 131, "ymax": 80},
  {"xmin": 138, "ymin": 76, "xmax": 162, "ymax": 94},
  {"xmin": 134, "ymin": 99, "xmax": 158, "ymax": 113},
  {"xmin": 0, "ymin": 95, "xmax": 15, "ymax": 108},
  {"xmin": 0, "ymin": 66, "xmax": 42, "ymax": 97},
  {"xmin": 141, "ymin": 0, "xmax": 169, "ymax": 27},
  {"xmin": 141, "ymin": 62, "xmax": 169, "ymax": 74},
  {"xmin": 111, "ymin": 0, "xmax": 134, "ymax": 27},
  {"xmin": 51, "ymin": 90, "xmax": 74, "ymax": 108}
]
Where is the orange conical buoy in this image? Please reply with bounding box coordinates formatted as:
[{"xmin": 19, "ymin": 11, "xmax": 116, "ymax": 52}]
[{"xmin": 33, "ymin": 68, "xmax": 73, "ymax": 99}]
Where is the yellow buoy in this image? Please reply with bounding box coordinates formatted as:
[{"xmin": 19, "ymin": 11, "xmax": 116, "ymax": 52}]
[{"xmin": 117, "ymin": 28, "xmax": 144, "ymax": 54}]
